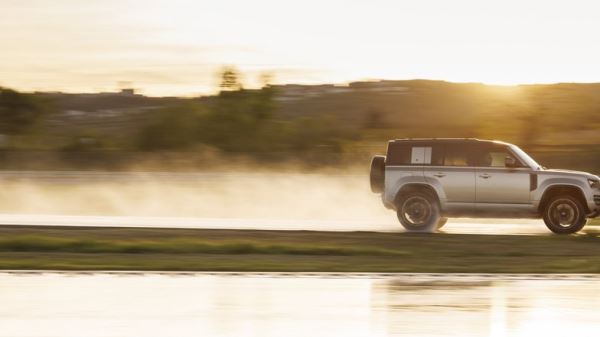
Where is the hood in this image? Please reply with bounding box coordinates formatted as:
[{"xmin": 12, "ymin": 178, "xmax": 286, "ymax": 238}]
[{"xmin": 541, "ymin": 168, "xmax": 599, "ymax": 180}]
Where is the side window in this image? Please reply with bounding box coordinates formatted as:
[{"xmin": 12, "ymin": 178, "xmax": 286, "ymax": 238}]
[
  {"xmin": 486, "ymin": 151, "xmax": 508, "ymax": 167},
  {"xmin": 387, "ymin": 142, "xmax": 444, "ymax": 166},
  {"xmin": 475, "ymin": 145, "xmax": 520, "ymax": 167},
  {"xmin": 411, "ymin": 147, "xmax": 432, "ymax": 164},
  {"xmin": 443, "ymin": 144, "xmax": 470, "ymax": 166},
  {"xmin": 430, "ymin": 145, "xmax": 444, "ymax": 166}
]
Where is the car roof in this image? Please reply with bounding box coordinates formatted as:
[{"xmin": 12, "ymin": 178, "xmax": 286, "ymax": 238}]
[{"xmin": 390, "ymin": 138, "xmax": 513, "ymax": 146}]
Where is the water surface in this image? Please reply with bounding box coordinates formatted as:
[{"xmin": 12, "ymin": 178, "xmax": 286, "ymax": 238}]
[{"xmin": 1, "ymin": 273, "xmax": 599, "ymax": 337}]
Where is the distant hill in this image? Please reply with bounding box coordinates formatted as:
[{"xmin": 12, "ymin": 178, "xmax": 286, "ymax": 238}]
[
  {"xmin": 30, "ymin": 80, "xmax": 600, "ymax": 146},
  {"xmin": 273, "ymin": 80, "xmax": 599, "ymax": 124},
  {"xmin": 0, "ymin": 80, "xmax": 595, "ymax": 171}
]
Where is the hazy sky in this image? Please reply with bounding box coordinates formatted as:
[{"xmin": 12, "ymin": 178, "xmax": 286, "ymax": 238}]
[{"xmin": 1, "ymin": 0, "xmax": 600, "ymax": 96}]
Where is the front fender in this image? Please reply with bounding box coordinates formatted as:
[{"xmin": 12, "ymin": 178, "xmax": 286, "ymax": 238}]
[{"xmin": 533, "ymin": 177, "xmax": 588, "ymax": 209}]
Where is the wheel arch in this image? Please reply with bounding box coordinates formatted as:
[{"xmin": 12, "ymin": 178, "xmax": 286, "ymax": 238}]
[
  {"xmin": 394, "ymin": 183, "xmax": 441, "ymax": 207},
  {"xmin": 538, "ymin": 184, "xmax": 589, "ymax": 213}
]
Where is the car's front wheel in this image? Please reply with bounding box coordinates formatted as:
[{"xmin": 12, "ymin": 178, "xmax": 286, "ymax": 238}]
[
  {"xmin": 542, "ymin": 195, "xmax": 587, "ymax": 234},
  {"xmin": 396, "ymin": 191, "xmax": 440, "ymax": 232}
]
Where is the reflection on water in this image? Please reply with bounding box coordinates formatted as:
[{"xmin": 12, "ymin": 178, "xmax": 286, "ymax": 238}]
[{"xmin": 1, "ymin": 273, "xmax": 600, "ymax": 337}]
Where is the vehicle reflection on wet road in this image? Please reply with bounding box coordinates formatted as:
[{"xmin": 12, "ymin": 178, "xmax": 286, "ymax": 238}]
[{"xmin": 1, "ymin": 272, "xmax": 599, "ymax": 337}]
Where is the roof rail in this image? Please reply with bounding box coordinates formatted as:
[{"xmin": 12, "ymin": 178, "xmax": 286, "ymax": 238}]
[{"xmin": 392, "ymin": 137, "xmax": 481, "ymax": 141}]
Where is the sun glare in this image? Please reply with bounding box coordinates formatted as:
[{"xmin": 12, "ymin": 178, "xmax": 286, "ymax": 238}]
[{"xmin": 1, "ymin": 0, "xmax": 599, "ymax": 95}]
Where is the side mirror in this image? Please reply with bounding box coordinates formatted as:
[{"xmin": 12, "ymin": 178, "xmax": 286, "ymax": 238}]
[{"xmin": 505, "ymin": 156, "xmax": 517, "ymax": 168}]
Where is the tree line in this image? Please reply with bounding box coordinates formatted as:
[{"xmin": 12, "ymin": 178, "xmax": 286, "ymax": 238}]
[{"xmin": 137, "ymin": 67, "xmax": 353, "ymax": 159}]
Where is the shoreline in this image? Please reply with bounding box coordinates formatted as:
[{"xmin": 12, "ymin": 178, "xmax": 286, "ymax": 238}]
[{"xmin": 1, "ymin": 225, "xmax": 600, "ymax": 273}]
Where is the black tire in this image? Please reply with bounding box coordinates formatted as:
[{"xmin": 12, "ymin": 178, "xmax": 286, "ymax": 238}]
[
  {"xmin": 436, "ymin": 217, "xmax": 448, "ymax": 229},
  {"xmin": 370, "ymin": 155, "xmax": 386, "ymax": 193},
  {"xmin": 396, "ymin": 191, "xmax": 440, "ymax": 232},
  {"xmin": 542, "ymin": 195, "xmax": 587, "ymax": 234}
]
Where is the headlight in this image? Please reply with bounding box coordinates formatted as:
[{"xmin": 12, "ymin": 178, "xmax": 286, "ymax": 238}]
[{"xmin": 589, "ymin": 178, "xmax": 600, "ymax": 189}]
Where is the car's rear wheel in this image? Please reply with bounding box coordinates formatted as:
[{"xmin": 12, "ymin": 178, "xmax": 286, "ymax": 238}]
[
  {"xmin": 396, "ymin": 191, "xmax": 440, "ymax": 232},
  {"xmin": 542, "ymin": 195, "xmax": 587, "ymax": 234}
]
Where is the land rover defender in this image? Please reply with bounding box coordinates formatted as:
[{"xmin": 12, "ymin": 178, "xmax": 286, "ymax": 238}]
[{"xmin": 370, "ymin": 138, "xmax": 600, "ymax": 233}]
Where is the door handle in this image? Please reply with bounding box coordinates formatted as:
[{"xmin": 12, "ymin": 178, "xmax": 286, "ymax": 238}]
[
  {"xmin": 433, "ymin": 173, "xmax": 446, "ymax": 178},
  {"xmin": 479, "ymin": 173, "xmax": 491, "ymax": 179}
]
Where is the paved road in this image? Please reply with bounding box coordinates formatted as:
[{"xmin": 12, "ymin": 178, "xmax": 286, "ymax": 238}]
[{"xmin": 0, "ymin": 214, "xmax": 551, "ymax": 235}]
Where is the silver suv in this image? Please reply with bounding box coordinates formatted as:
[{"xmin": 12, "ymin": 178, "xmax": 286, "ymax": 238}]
[{"xmin": 370, "ymin": 138, "xmax": 600, "ymax": 233}]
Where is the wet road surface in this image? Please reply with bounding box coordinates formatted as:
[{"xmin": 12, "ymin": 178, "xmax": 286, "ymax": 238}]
[{"xmin": 0, "ymin": 214, "xmax": 550, "ymax": 235}]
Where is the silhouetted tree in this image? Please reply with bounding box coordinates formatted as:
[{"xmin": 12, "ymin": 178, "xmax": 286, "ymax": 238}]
[
  {"xmin": 218, "ymin": 67, "xmax": 242, "ymax": 92},
  {"xmin": 259, "ymin": 72, "xmax": 273, "ymax": 88}
]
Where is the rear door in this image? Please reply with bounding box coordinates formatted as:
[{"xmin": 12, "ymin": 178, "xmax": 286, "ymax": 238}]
[{"xmin": 423, "ymin": 142, "xmax": 476, "ymax": 211}]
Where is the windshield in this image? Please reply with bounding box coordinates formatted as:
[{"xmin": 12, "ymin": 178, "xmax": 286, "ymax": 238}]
[{"xmin": 510, "ymin": 145, "xmax": 542, "ymax": 170}]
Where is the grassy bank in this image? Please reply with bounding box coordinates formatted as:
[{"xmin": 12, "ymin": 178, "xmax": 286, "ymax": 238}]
[{"xmin": 2, "ymin": 225, "xmax": 600, "ymax": 272}]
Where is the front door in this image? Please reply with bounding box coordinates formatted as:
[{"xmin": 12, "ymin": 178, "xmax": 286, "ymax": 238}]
[{"xmin": 474, "ymin": 144, "xmax": 532, "ymax": 205}]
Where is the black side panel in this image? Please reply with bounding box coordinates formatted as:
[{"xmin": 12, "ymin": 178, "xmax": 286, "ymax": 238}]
[{"xmin": 530, "ymin": 173, "xmax": 538, "ymax": 191}]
